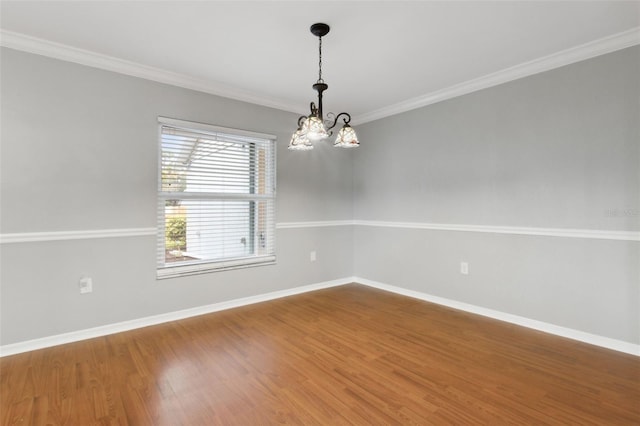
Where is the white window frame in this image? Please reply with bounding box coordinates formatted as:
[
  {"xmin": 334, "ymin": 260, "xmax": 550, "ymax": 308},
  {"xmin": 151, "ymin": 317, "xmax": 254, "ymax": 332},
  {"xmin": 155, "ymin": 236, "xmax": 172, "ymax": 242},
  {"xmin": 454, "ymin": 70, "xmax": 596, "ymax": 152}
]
[{"xmin": 157, "ymin": 117, "xmax": 276, "ymax": 279}]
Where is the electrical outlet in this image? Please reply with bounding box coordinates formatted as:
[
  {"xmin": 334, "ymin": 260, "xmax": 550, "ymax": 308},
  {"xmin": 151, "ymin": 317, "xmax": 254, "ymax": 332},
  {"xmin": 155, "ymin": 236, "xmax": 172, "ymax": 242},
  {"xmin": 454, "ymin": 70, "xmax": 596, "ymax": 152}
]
[
  {"xmin": 460, "ymin": 262, "xmax": 469, "ymax": 275},
  {"xmin": 310, "ymin": 251, "xmax": 317, "ymax": 262},
  {"xmin": 79, "ymin": 276, "xmax": 93, "ymax": 294}
]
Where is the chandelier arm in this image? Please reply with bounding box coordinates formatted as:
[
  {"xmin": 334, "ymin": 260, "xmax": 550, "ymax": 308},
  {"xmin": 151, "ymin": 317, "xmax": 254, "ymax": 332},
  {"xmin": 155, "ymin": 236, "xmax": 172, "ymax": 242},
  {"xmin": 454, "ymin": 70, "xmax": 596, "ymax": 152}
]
[
  {"xmin": 297, "ymin": 115, "xmax": 307, "ymax": 128},
  {"xmin": 325, "ymin": 112, "xmax": 352, "ymax": 132},
  {"xmin": 325, "ymin": 111, "xmax": 336, "ymax": 122}
]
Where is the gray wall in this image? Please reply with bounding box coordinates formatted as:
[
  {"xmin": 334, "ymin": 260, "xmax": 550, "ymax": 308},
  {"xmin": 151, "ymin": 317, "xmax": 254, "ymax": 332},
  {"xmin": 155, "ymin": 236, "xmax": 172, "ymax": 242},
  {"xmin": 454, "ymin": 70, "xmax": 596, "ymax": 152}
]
[
  {"xmin": 0, "ymin": 48, "xmax": 354, "ymax": 345},
  {"xmin": 2, "ymin": 45, "xmax": 638, "ymax": 348},
  {"xmin": 354, "ymin": 46, "xmax": 639, "ymax": 344}
]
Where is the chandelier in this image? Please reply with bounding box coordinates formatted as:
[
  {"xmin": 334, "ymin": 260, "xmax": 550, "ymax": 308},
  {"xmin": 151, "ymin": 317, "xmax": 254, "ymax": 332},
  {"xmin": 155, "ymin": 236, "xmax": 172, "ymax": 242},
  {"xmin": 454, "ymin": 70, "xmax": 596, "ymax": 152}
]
[{"xmin": 288, "ymin": 23, "xmax": 360, "ymax": 150}]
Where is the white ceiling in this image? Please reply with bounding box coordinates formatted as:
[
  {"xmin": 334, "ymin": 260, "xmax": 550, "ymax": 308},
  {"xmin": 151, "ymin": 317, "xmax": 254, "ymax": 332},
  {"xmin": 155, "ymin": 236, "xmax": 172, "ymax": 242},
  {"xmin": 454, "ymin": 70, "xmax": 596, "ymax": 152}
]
[{"xmin": 1, "ymin": 1, "xmax": 639, "ymax": 123}]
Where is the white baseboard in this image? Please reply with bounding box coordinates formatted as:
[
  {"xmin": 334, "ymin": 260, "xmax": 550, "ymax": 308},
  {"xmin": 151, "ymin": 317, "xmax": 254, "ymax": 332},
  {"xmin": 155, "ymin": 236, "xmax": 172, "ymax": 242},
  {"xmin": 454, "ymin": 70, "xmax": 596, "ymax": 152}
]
[
  {"xmin": 2, "ymin": 276, "xmax": 637, "ymax": 357},
  {"xmin": 355, "ymin": 277, "xmax": 640, "ymax": 357},
  {"xmin": 0, "ymin": 277, "xmax": 351, "ymax": 357}
]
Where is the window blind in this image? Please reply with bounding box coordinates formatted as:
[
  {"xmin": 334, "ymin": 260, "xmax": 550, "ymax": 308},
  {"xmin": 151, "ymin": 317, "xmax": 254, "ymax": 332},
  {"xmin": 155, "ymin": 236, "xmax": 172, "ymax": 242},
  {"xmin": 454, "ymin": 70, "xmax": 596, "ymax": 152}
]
[{"xmin": 157, "ymin": 117, "xmax": 276, "ymax": 279}]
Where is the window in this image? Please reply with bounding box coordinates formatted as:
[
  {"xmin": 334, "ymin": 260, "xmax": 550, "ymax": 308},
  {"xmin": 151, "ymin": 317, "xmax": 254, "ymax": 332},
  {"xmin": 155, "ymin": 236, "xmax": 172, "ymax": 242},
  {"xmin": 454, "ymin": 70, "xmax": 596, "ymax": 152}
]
[{"xmin": 157, "ymin": 117, "xmax": 276, "ymax": 279}]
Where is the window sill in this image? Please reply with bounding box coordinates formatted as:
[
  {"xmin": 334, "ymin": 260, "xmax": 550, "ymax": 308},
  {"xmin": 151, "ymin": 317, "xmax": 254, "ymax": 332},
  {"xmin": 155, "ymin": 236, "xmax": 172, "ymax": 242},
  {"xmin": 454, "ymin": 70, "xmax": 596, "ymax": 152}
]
[{"xmin": 157, "ymin": 255, "xmax": 276, "ymax": 280}]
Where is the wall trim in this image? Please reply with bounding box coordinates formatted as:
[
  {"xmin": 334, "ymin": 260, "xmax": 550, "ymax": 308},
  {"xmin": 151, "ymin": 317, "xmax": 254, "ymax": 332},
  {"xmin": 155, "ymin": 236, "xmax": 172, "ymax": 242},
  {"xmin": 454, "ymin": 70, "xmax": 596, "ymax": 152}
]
[
  {"xmin": 353, "ymin": 220, "xmax": 640, "ymax": 241},
  {"xmin": 0, "ymin": 29, "xmax": 302, "ymax": 114},
  {"xmin": 2, "ymin": 27, "xmax": 638, "ymax": 126},
  {"xmin": 352, "ymin": 27, "xmax": 640, "ymax": 124},
  {"xmin": 0, "ymin": 222, "xmax": 352, "ymax": 244},
  {"xmin": 0, "ymin": 228, "xmax": 157, "ymax": 244},
  {"xmin": 355, "ymin": 277, "xmax": 640, "ymax": 357},
  {"xmin": 2, "ymin": 277, "xmax": 637, "ymax": 357},
  {"xmin": 276, "ymin": 220, "xmax": 353, "ymax": 229},
  {"xmin": 0, "ymin": 277, "xmax": 352, "ymax": 357},
  {"xmin": 2, "ymin": 221, "xmax": 637, "ymax": 243}
]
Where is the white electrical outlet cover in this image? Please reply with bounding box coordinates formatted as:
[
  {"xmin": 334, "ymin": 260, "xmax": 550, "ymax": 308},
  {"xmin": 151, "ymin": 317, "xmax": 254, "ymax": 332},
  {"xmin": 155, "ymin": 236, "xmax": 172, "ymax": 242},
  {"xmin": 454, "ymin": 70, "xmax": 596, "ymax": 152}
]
[
  {"xmin": 79, "ymin": 276, "xmax": 93, "ymax": 294},
  {"xmin": 460, "ymin": 262, "xmax": 469, "ymax": 275}
]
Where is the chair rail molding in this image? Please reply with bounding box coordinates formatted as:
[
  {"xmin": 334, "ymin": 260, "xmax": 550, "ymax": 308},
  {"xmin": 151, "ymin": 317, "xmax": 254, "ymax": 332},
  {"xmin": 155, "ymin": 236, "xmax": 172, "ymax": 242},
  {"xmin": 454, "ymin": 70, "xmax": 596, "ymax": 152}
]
[{"xmin": 1, "ymin": 221, "xmax": 638, "ymax": 243}]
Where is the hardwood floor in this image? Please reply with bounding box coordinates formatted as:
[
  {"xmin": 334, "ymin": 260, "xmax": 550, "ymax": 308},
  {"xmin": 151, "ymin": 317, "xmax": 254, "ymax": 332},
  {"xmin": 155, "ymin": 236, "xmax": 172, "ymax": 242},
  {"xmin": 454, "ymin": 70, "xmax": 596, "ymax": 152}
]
[{"xmin": 1, "ymin": 284, "xmax": 638, "ymax": 425}]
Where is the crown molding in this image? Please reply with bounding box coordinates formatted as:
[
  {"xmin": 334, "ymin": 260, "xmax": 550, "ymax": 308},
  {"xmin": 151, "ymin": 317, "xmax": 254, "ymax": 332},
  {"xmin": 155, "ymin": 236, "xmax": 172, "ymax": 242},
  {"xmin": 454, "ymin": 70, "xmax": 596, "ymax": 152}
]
[
  {"xmin": 3, "ymin": 27, "xmax": 638, "ymax": 124},
  {"xmin": 0, "ymin": 29, "xmax": 302, "ymax": 114},
  {"xmin": 352, "ymin": 27, "xmax": 640, "ymax": 125}
]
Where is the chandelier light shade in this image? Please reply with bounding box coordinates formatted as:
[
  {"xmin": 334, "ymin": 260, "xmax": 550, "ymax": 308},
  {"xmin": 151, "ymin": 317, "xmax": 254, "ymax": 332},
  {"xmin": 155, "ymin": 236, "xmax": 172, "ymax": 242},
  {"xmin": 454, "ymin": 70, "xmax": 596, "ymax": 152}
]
[
  {"xmin": 288, "ymin": 117, "xmax": 313, "ymax": 150},
  {"xmin": 334, "ymin": 123, "xmax": 359, "ymax": 148},
  {"xmin": 288, "ymin": 23, "xmax": 360, "ymax": 151},
  {"xmin": 289, "ymin": 130, "xmax": 313, "ymax": 150},
  {"xmin": 302, "ymin": 115, "xmax": 329, "ymax": 141}
]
